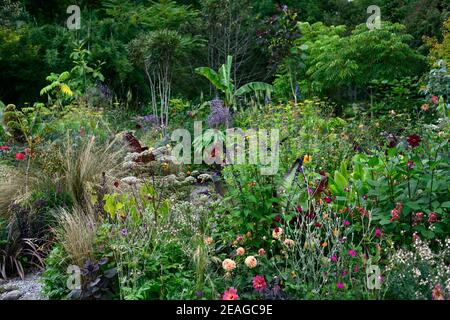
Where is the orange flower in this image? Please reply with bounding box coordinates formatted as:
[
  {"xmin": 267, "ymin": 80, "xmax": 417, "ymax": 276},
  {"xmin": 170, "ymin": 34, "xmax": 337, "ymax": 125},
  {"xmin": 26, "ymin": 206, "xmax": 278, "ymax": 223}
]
[
  {"xmin": 333, "ymin": 228, "xmax": 339, "ymax": 237},
  {"xmin": 222, "ymin": 259, "xmax": 236, "ymax": 272},
  {"xmin": 244, "ymin": 256, "xmax": 257, "ymax": 269},
  {"xmin": 236, "ymin": 247, "xmax": 245, "ymax": 256},
  {"xmin": 303, "ymin": 154, "xmax": 312, "ymax": 164}
]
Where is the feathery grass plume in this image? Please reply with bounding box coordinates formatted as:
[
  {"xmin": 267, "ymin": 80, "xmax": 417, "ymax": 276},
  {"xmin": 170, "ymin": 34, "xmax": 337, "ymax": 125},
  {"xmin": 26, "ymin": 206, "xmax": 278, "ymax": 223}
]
[
  {"xmin": 58, "ymin": 134, "xmax": 124, "ymax": 215},
  {"xmin": 55, "ymin": 207, "xmax": 97, "ymax": 267}
]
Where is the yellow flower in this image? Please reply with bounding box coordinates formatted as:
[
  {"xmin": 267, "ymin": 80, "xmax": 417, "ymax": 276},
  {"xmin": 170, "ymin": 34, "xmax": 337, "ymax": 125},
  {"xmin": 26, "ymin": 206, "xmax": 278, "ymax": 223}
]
[
  {"xmin": 333, "ymin": 228, "xmax": 339, "ymax": 237},
  {"xmin": 303, "ymin": 155, "xmax": 312, "ymax": 164}
]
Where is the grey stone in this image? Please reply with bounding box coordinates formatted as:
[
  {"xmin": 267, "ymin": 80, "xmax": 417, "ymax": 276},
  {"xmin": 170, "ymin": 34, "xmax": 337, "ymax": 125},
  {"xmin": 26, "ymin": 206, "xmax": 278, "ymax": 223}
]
[
  {"xmin": 0, "ymin": 284, "xmax": 19, "ymax": 294},
  {"xmin": 2, "ymin": 290, "xmax": 23, "ymax": 300}
]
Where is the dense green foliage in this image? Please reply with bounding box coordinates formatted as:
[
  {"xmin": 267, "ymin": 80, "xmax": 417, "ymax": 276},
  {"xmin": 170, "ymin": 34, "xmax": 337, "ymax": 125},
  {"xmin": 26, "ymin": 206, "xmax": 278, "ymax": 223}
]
[{"xmin": 0, "ymin": 0, "xmax": 449, "ymax": 302}]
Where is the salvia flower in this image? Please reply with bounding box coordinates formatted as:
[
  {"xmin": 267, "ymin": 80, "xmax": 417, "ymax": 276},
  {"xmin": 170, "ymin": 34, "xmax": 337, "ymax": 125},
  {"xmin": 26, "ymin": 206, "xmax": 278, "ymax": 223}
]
[
  {"xmin": 222, "ymin": 288, "xmax": 239, "ymax": 300},
  {"xmin": 252, "ymin": 275, "xmax": 267, "ymax": 292},
  {"xmin": 120, "ymin": 228, "xmax": 128, "ymax": 237}
]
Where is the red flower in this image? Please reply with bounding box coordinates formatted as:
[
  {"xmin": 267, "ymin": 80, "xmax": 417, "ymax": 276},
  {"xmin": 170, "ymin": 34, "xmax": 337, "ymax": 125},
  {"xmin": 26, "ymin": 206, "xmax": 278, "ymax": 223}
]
[
  {"xmin": 114, "ymin": 181, "xmax": 120, "ymax": 188},
  {"xmin": 413, "ymin": 212, "xmax": 424, "ymax": 224},
  {"xmin": 252, "ymin": 275, "xmax": 267, "ymax": 292},
  {"xmin": 428, "ymin": 212, "xmax": 438, "ymax": 223},
  {"xmin": 274, "ymin": 215, "xmax": 282, "ymax": 222},
  {"xmin": 406, "ymin": 134, "xmax": 421, "ymax": 148},
  {"xmin": 390, "ymin": 209, "xmax": 400, "ymax": 222},
  {"xmin": 15, "ymin": 152, "xmax": 26, "ymax": 161},
  {"xmin": 432, "ymin": 284, "xmax": 444, "ymax": 300},
  {"xmin": 324, "ymin": 196, "xmax": 332, "ymax": 203},
  {"xmin": 0, "ymin": 146, "xmax": 10, "ymax": 151},
  {"xmin": 431, "ymin": 96, "xmax": 439, "ymax": 105},
  {"xmin": 222, "ymin": 288, "xmax": 239, "ymax": 300}
]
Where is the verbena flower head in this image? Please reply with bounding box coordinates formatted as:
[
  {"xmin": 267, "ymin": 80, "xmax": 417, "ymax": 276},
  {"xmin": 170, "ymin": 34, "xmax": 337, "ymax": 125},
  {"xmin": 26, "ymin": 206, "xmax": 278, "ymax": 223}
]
[
  {"xmin": 336, "ymin": 282, "xmax": 345, "ymax": 289},
  {"xmin": 207, "ymin": 99, "xmax": 231, "ymax": 128}
]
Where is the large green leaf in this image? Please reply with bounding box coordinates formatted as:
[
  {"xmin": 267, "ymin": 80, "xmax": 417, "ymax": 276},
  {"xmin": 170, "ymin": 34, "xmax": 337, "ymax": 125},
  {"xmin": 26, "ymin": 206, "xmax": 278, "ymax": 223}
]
[
  {"xmin": 218, "ymin": 55, "xmax": 233, "ymax": 92},
  {"xmin": 195, "ymin": 67, "xmax": 227, "ymax": 92},
  {"xmin": 235, "ymin": 82, "xmax": 274, "ymax": 96}
]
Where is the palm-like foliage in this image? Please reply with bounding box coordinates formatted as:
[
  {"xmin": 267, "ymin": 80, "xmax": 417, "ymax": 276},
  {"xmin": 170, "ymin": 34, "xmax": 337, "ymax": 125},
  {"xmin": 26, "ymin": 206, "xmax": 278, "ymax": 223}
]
[{"xmin": 195, "ymin": 55, "xmax": 274, "ymax": 110}]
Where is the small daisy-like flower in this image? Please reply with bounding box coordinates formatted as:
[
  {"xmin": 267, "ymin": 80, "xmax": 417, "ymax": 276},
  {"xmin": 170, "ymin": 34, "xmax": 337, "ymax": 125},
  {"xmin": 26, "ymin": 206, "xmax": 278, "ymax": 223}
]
[{"xmin": 222, "ymin": 288, "xmax": 239, "ymax": 300}]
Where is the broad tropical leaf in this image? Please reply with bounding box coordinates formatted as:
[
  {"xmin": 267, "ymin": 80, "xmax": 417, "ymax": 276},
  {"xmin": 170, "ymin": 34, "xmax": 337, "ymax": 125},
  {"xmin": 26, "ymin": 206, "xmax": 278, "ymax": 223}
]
[{"xmin": 235, "ymin": 82, "xmax": 274, "ymax": 96}]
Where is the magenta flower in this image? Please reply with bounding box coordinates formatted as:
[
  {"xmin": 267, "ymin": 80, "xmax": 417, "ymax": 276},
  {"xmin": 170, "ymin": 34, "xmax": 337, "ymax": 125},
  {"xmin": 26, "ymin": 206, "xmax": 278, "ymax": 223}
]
[
  {"xmin": 331, "ymin": 255, "xmax": 337, "ymax": 262},
  {"xmin": 343, "ymin": 220, "xmax": 350, "ymax": 226},
  {"xmin": 375, "ymin": 228, "xmax": 382, "ymax": 238},
  {"xmin": 348, "ymin": 249, "xmax": 357, "ymax": 257},
  {"xmin": 324, "ymin": 196, "xmax": 332, "ymax": 203},
  {"xmin": 336, "ymin": 282, "xmax": 345, "ymax": 289},
  {"xmin": 222, "ymin": 288, "xmax": 239, "ymax": 300},
  {"xmin": 252, "ymin": 275, "xmax": 268, "ymax": 292}
]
